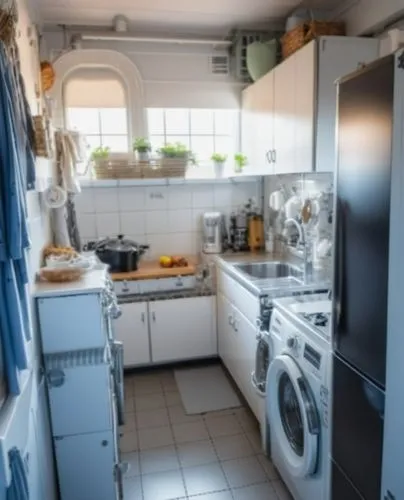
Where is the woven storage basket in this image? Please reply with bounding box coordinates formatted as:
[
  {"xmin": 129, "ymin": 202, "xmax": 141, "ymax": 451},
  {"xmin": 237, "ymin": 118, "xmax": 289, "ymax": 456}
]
[
  {"xmin": 93, "ymin": 158, "xmax": 142, "ymax": 179},
  {"xmin": 142, "ymin": 158, "xmax": 187, "ymax": 179},
  {"xmin": 281, "ymin": 21, "xmax": 345, "ymax": 59}
]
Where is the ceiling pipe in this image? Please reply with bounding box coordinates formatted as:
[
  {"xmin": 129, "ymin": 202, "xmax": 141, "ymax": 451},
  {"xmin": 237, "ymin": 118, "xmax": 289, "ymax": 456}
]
[{"xmin": 79, "ymin": 31, "xmax": 232, "ymax": 47}]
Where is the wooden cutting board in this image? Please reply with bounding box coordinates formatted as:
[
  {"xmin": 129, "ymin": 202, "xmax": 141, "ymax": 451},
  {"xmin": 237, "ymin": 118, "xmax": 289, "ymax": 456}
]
[{"xmin": 111, "ymin": 256, "xmax": 197, "ymax": 281}]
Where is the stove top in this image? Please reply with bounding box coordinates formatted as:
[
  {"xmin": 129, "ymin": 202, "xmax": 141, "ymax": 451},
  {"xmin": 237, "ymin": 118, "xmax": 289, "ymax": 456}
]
[{"xmin": 300, "ymin": 312, "xmax": 331, "ymax": 330}]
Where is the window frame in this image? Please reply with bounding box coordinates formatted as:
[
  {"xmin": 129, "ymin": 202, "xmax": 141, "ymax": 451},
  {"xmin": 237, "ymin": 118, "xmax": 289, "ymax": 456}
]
[{"xmin": 147, "ymin": 108, "xmax": 240, "ymax": 164}]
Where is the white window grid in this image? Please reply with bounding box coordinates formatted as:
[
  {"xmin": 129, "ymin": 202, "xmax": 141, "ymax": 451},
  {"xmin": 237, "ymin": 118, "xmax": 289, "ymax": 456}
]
[{"xmin": 147, "ymin": 108, "xmax": 240, "ymax": 163}]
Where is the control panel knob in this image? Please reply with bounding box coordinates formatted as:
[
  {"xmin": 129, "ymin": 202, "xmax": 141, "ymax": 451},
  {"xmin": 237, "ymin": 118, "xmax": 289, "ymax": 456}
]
[{"xmin": 287, "ymin": 336, "xmax": 298, "ymax": 349}]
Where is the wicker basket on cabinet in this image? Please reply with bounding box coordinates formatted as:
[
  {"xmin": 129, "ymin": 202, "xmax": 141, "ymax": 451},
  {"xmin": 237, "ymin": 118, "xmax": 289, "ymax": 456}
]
[{"xmin": 281, "ymin": 21, "xmax": 345, "ymax": 59}]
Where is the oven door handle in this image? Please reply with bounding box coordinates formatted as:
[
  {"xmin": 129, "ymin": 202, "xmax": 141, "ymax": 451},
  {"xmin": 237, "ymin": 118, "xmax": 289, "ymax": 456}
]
[{"xmin": 111, "ymin": 340, "xmax": 125, "ymax": 426}]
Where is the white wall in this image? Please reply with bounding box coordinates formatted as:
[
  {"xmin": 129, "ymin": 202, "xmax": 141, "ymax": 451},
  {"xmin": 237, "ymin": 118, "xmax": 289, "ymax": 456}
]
[
  {"xmin": 341, "ymin": 0, "xmax": 404, "ymax": 35},
  {"xmin": 0, "ymin": 0, "xmax": 56, "ymax": 497},
  {"xmin": 43, "ymin": 30, "xmax": 243, "ymax": 110},
  {"xmin": 77, "ymin": 180, "xmax": 261, "ymax": 258}
]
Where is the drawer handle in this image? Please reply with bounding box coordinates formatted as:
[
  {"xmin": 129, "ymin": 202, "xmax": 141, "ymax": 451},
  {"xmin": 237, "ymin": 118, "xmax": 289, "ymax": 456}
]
[
  {"xmin": 141, "ymin": 312, "xmax": 145, "ymax": 323},
  {"xmin": 152, "ymin": 312, "xmax": 156, "ymax": 322},
  {"xmin": 228, "ymin": 314, "xmax": 234, "ymax": 326}
]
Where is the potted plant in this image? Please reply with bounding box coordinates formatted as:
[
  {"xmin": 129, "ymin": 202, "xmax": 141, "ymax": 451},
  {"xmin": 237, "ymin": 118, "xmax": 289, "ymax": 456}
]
[
  {"xmin": 91, "ymin": 146, "xmax": 110, "ymax": 163},
  {"xmin": 234, "ymin": 152, "xmax": 248, "ymax": 173},
  {"xmin": 158, "ymin": 142, "xmax": 191, "ymax": 160},
  {"xmin": 211, "ymin": 153, "xmax": 227, "ymax": 178},
  {"xmin": 133, "ymin": 137, "xmax": 151, "ymax": 161}
]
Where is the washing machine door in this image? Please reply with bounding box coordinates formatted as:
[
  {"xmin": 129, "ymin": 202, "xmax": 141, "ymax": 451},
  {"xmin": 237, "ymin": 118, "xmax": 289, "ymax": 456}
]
[{"xmin": 267, "ymin": 354, "xmax": 320, "ymax": 478}]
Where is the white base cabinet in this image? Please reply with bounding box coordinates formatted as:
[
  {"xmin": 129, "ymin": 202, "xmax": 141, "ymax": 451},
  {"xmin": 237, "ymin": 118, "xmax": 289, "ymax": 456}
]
[
  {"xmin": 217, "ymin": 271, "xmax": 262, "ymax": 422},
  {"xmin": 113, "ymin": 302, "xmax": 150, "ymax": 367},
  {"xmin": 54, "ymin": 430, "xmax": 119, "ymax": 500},
  {"xmin": 115, "ymin": 296, "xmax": 217, "ymax": 367},
  {"xmin": 150, "ymin": 296, "xmax": 217, "ymax": 363}
]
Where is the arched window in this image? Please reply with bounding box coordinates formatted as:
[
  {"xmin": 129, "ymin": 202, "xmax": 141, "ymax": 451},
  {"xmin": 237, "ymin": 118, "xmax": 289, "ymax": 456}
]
[{"xmin": 64, "ymin": 68, "xmax": 129, "ymax": 153}]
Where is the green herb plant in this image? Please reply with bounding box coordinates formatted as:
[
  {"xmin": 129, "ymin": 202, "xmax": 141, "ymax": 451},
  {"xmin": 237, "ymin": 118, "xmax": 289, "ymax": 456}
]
[
  {"xmin": 91, "ymin": 146, "xmax": 110, "ymax": 161},
  {"xmin": 133, "ymin": 137, "xmax": 152, "ymax": 153},
  {"xmin": 211, "ymin": 153, "xmax": 228, "ymax": 163}
]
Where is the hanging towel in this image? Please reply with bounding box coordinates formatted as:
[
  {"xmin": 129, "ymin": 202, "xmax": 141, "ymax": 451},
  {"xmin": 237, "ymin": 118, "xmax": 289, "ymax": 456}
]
[
  {"xmin": 6, "ymin": 448, "xmax": 29, "ymax": 500},
  {"xmin": 0, "ymin": 40, "xmax": 33, "ymax": 394}
]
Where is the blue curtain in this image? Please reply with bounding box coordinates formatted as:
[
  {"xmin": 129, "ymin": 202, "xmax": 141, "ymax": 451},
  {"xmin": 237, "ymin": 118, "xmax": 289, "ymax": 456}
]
[{"xmin": 0, "ymin": 40, "xmax": 36, "ymax": 395}]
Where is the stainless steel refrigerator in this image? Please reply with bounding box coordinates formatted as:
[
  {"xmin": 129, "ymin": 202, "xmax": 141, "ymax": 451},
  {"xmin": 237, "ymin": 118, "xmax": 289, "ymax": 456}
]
[{"xmin": 332, "ymin": 51, "xmax": 404, "ymax": 500}]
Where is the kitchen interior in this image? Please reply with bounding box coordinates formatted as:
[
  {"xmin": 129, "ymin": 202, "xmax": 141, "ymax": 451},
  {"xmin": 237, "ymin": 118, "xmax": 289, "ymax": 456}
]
[{"xmin": 1, "ymin": 0, "xmax": 404, "ymax": 500}]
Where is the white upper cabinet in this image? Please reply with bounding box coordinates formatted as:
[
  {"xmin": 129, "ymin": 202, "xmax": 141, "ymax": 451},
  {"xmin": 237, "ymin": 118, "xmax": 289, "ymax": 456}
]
[
  {"xmin": 294, "ymin": 41, "xmax": 316, "ymax": 174},
  {"xmin": 273, "ymin": 52, "xmax": 298, "ymax": 174},
  {"xmin": 242, "ymin": 71, "xmax": 275, "ymax": 175},
  {"xmin": 241, "ymin": 36, "xmax": 379, "ymax": 175}
]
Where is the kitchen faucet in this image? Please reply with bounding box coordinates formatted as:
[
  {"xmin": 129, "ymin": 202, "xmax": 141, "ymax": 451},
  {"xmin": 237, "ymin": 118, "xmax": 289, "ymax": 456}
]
[{"xmin": 284, "ymin": 218, "xmax": 313, "ymax": 283}]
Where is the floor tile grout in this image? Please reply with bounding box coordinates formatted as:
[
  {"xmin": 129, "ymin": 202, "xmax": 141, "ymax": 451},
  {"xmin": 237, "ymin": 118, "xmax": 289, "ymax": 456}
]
[{"xmin": 122, "ymin": 368, "xmax": 288, "ymax": 500}]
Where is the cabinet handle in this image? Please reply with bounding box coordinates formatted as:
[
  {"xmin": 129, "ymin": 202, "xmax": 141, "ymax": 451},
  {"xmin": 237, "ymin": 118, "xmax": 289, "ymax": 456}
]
[
  {"xmin": 141, "ymin": 312, "xmax": 145, "ymax": 323},
  {"xmin": 228, "ymin": 314, "xmax": 234, "ymax": 326},
  {"xmin": 265, "ymin": 150, "xmax": 272, "ymax": 164},
  {"xmin": 152, "ymin": 311, "xmax": 156, "ymax": 322},
  {"xmin": 233, "ymin": 320, "xmax": 238, "ymax": 332},
  {"xmin": 272, "ymin": 149, "xmax": 276, "ymax": 163}
]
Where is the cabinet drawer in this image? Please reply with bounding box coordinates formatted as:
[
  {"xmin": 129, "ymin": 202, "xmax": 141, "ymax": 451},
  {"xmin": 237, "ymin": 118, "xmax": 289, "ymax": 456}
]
[
  {"xmin": 217, "ymin": 269, "xmax": 259, "ymax": 325},
  {"xmin": 38, "ymin": 294, "xmax": 105, "ymax": 353}
]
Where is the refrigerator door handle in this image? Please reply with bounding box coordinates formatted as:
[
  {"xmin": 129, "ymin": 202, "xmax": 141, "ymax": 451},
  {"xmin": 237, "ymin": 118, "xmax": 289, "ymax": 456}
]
[{"xmin": 335, "ymin": 200, "xmax": 345, "ymax": 330}]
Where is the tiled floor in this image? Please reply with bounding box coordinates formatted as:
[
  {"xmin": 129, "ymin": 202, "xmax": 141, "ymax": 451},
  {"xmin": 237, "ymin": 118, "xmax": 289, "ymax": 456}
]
[{"xmin": 121, "ymin": 366, "xmax": 293, "ymax": 500}]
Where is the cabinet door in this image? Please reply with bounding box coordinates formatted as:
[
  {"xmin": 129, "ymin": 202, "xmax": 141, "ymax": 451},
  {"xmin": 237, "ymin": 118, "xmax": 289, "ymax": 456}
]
[
  {"xmin": 274, "ymin": 54, "xmax": 296, "ymax": 174},
  {"xmin": 316, "ymin": 37, "xmax": 379, "ymax": 173},
  {"xmin": 241, "ymin": 86, "xmax": 257, "ymax": 170},
  {"xmin": 150, "ymin": 297, "xmax": 217, "ymax": 363},
  {"xmin": 255, "ymin": 71, "xmax": 275, "ymax": 174},
  {"xmin": 294, "ymin": 41, "xmax": 315, "ymax": 173},
  {"xmin": 113, "ymin": 302, "xmax": 150, "ymax": 367},
  {"xmin": 217, "ymin": 292, "xmax": 235, "ymax": 375},
  {"xmin": 54, "ymin": 431, "xmax": 117, "ymax": 500},
  {"xmin": 233, "ymin": 307, "xmax": 261, "ymax": 421},
  {"xmin": 242, "ymin": 72, "xmax": 275, "ymax": 175}
]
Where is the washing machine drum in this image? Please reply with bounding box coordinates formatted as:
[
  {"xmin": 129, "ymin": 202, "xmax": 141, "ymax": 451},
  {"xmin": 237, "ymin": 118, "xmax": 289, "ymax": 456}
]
[{"xmin": 267, "ymin": 354, "xmax": 320, "ymax": 478}]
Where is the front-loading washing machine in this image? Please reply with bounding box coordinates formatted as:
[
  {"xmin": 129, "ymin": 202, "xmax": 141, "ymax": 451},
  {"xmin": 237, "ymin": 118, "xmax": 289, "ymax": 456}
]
[{"xmin": 265, "ymin": 294, "xmax": 332, "ymax": 500}]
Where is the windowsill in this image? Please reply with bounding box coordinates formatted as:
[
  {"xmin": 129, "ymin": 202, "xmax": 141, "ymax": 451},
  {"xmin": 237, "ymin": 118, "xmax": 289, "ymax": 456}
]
[{"xmin": 79, "ymin": 167, "xmax": 262, "ymax": 187}]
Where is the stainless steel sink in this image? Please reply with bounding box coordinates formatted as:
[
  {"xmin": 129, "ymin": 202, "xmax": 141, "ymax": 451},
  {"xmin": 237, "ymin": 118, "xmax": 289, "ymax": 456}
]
[{"xmin": 234, "ymin": 261, "xmax": 302, "ymax": 281}]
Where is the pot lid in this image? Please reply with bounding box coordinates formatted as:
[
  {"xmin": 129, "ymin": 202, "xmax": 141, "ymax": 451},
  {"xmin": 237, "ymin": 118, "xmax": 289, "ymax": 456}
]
[{"xmin": 98, "ymin": 235, "xmax": 138, "ymax": 252}]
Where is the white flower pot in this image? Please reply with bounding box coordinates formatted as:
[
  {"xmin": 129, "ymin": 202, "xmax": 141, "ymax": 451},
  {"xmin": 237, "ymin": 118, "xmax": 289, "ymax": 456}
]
[
  {"xmin": 137, "ymin": 151, "xmax": 150, "ymax": 162},
  {"xmin": 214, "ymin": 161, "xmax": 225, "ymax": 178}
]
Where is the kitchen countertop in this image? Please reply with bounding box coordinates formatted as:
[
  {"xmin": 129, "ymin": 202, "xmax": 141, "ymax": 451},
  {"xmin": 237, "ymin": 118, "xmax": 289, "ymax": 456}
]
[
  {"xmin": 33, "ymin": 267, "xmax": 109, "ymax": 298},
  {"xmin": 111, "ymin": 256, "xmax": 198, "ymax": 281},
  {"xmin": 214, "ymin": 251, "xmax": 331, "ymax": 297}
]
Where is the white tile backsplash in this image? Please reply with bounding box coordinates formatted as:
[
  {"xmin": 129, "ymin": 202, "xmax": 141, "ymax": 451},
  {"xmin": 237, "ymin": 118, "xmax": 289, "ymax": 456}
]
[
  {"xmin": 94, "ymin": 188, "xmax": 119, "ymax": 213},
  {"xmin": 121, "ymin": 212, "xmax": 147, "ymax": 235},
  {"xmin": 146, "ymin": 210, "xmax": 170, "ymax": 235},
  {"xmin": 145, "ymin": 186, "xmax": 168, "ymax": 211},
  {"xmin": 119, "ymin": 187, "xmax": 146, "ymax": 212},
  {"xmin": 78, "ymin": 213, "xmax": 97, "ymax": 239},
  {"xmin": 192, "ymin": 185, "xmax": 215, "ymax": 209},
  {"xmin": 213, "ymin": 184, "xmax": 233, "ymax": 208},
  {"xmin": 75, "ymin": 188, "xmax": 95, "ymax": 214},
  {"xmin": 96, "ymin": 212, "xmax": 120, "ymax": 237},
  {"xmin": 76, "ymin": 180, "xmax": 261, "ymax": 258},
  {"xmin": 168, "ymin": 210, "xmax": 193, "ymax": 234},
  {"xmin": 168, "ymin": 186, "xmax": 193, "ymax": 210}
]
